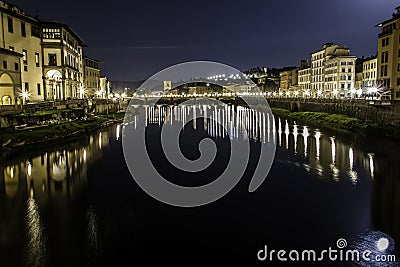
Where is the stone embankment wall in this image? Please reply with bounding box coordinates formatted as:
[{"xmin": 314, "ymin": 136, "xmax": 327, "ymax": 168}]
[
  {"xmin": 268, "ymin": 99, "xmax": 400, "ymax": 128},
  {"xmin": 0, "ymin": 99, "xmax": 123, "ymax": 128}
]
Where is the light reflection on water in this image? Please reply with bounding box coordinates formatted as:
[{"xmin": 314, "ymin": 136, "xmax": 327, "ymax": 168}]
[
  {"xmin": 129, "ymin": 104, "xmax": 377, "ymax": 184},
  {"xmin": 0, "ymin": 104, "xmax": 399, "ymax": 265},
  {"xmin": 26, "ymin": 191, "xmax": 46, "ymax": 267},
  {"xmin": 350, "ymin": 230, "xmax": 399, "ymax": 267}
]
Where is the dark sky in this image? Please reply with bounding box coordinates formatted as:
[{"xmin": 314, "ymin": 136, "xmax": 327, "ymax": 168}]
[{"xmin": 9, "ymin": 0, "xmax": 399, "ymax": 81}]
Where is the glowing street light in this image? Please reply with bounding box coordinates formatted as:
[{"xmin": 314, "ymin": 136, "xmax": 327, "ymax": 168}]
[
  {"xmin": 79, "ymin": 87, "xmax": 86, "ymax": 99},
  {"xmin": 333, "ymin": 89, "xmax": 339, "ymax": 99},
  {"xmin": 20, "ymin": 90, "xmax": 29, "ymax": 105},
  {"xmin": 356, "ymin": 89, "xmax": 363, "ymax": 97},
  {"xmin": 294, "ymin": 91, "xmax": 299, "ymax": 97},
  {"xmin": 350, "ymin": 88, "xmax": 357, "ymax": 98}
]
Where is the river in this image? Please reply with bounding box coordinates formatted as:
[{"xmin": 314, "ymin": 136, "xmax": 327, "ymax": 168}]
[{"xmin": 0, "ymin": 104, "xmax": 399, "ymax": 266}]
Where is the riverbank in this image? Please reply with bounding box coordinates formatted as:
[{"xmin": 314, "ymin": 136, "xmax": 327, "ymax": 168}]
[
  {"xmin": 0, "ymin": 112, "xmax": 126, "ymax": 159},
  {"xmin": 270, "ymin": 108, "xmax": 400, "ymax": 139}
]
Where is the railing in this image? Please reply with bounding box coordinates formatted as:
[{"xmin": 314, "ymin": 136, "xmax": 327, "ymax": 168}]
[{"xmin": 0, "ymin": 99, "xmax": 89, "ymax": 115}]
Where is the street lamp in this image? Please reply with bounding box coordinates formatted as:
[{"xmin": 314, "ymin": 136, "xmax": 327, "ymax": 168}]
[
  {"xmin": 333, "ymin": 89, "xmax": 339, "ymax": 99},
  {"xmin": 96, "ymin": 90, "xmax": 103, "ymax": 99},
  {"xmin": 350, "ymin": 88, "xmax": 357, "ymax": 98},
  {"xmin": 79, "ymin": 87, "xmax": 86, "ymax": 99},
  {"xmin": 356, "ymin": 89, "xmax": 363, "ymax": 98},
  {"xmin": 21, "ymin": 91, "xmax": 29, "ymax": 105}
]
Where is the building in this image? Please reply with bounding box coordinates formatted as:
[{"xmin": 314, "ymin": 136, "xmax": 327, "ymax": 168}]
[
  {"xmin": 355, "ymin": 58, "xmax": 364, "ymax": 93},
  {"xmin": 311, "ymin": 46, "xmax": 326, "ymax": 96},
  {"xmin": 188, "ymin": 85, "xmax": 207, "ymax": 95},
  {"xmin": 0, "ymin": 1, "xmax": 43, "ymax": 102},
  {"xmin": 83, "ymin": 56, "xmax": 101, "ymax": 98},
  {"xmin": 0, "ymin": 48, "xmax": 22, "ymax": 105},
  {"xmin": 0, "ymin": 1, "xmax": 93, "ymax": 103},
  {"xmin": 376, "ymin": 6, "xmax": 400, "ymax": 99},
  {"xmin": 279, "ymin": 68, "xmax": 298, "ymax": 96},
  {"xmin": 324, "ymin": 56, "xmax": 356, "ymax": 98},
  {"xmin": 100, "ymin": 77, "xmax": 111, "ymax": 99},
  {"xmin": 298, "ymin": 60, "xmax": 311, "ymax": 97},
  {"xmin": 362, "ymin": 56, "xmax": 378, "ymax": 91},
  {"xmin": 310, "ymin": 43, "xmax": 355, "ymax": 98},
  {"xmin": 41, "ymin": 22, "xmax": 86, "ymax": 101}
]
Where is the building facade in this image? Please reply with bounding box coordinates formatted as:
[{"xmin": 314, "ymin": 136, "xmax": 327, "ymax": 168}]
[
  {"xmin": 298, "ymin": 67, "xmax": 311, "ymax": 96},
  {"xmin": 0, "ymin": 48, "xmax": 22, "ymax": 105},
  {"xmin": 0, "ymin": 1, "xmax": 43, "ymax": 102},
  {"xmin": 42, "ymin": 22, "xmax": 86, "ymax": 101},
  {"xmin": 310, "ymin": 43, "xmax": 355, "ymax": 98},
  {"xmin": 279, "ymin": 68, "xmax": 298, "ymax": 96},
  {"xmin": 376, "ymin": 6, "xmax": 400, "ymax": 100},
  {"xmin": 83, "ymin": 56, "xmax": 101, "ymax": 98},
  {"xmin": 324, "ymin": 56, "xmax": 356, "ymax": 98},
  {"xmin": 362, "ymin": 56, "xmax": 378, "ymax": 90},
  {"xmin": 0, "ymin": 1, "xmax": 109, "ymax": 104},
  {"xmin": 99, "ymin": 77, "xmax": 111, "ymax": 99},
  {"xmin": 311, "ymin": 48, "xmax": 325, "ymax": 96}
]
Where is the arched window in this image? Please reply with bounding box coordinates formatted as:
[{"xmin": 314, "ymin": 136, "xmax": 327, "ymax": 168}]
[{"xmin": 2, "ymin": 95, "xmax": 11, "ymax": 105}]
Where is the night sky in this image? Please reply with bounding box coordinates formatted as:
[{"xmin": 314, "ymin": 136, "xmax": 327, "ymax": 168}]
[{"xmin": 9, "ymin": 0, "xmax": 399, "ymax": 81}]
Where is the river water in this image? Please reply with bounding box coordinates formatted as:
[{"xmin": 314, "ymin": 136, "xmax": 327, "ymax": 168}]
[{"xmin": 0, "ymin": 104, "xmax": 399, "ymax": 266}]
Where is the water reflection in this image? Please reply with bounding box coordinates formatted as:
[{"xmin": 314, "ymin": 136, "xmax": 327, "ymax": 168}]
[
  {"xmin": 0, "ymin": 103, "xmax": 399, "ymax": 265},
  {"xmin": 134, "ymin": 104, "xmax": 400, "ymax": 252},
  {"xmin": 26, "ymin": 191, "xmax": 46, "ymax": 267},
  {"xmin": 0, "ymin": 127, "xmax": 112, "ymax": 266},
  {"xmin": 133, "ymin": 104, "xmax": 376, "ymax": 185}
]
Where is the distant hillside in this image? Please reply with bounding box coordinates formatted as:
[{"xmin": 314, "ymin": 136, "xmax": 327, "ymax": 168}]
[{"xmin": 111, "ymin": 80, "xmax": 145, "ymax": 92}]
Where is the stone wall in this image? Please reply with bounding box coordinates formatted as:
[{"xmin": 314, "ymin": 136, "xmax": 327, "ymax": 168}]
[
  {"xmin": 0, "ymin": 99, "xmax": 123, "ymax": 128},
  {"xmin": 268, "ymin": 99, "xmax": 400, "ymax": 128}
]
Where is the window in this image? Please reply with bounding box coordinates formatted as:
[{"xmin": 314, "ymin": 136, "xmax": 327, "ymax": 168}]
[
  {"xmin": 381, "ymin": 65, "xmax": 388, "ymax": 77},
  {"xmin": 24, "ymin": 66, "xmax": 28, "ymax": 72},
  {"xmin": 37, "ymin": 84, "xmax": 41, "ymax": 95},
  {"xmin": 22, "ymin": 50, "xmax": 27, "ymax": 64},
  {"xmin": 348, "ymin": 75, "xmax": 351, "ymax": 80},
  {"xmin": 7, "ymin": 17, "xmax": 13, "ymax": 33},
  {"xmin": 348, "ymin": 68, "xmax": 351, "ymax": 73},
  {"xmin": 381, "ymin": 51, "xmax": 389, "ymax": 63},
  {"xmin": 48, "ymin": 54, "xmax": 57, "ymax": 66},
  {"xmin": 35, "ymin": 53, "xmax": 40, "ymax": 67},
  {"xmin": 2, "ymin": 61, "xmax": 7, "ymax": 69},
  {"xmin": 348, "ymin": 84, "xmax": 351, "ymax": 89},
  {"xmin": 43, "ymin": 28, "xmax": 61, "ymax": 39},
  {"xmin": 382, "ymin": 37, "xmax": 389, "ymax": 47},
  {"xmin": 342, "ymin": 68, "xmax": 345, "ymax": 72},
  {"xmin": 21, "ymin": 22, "xmax": 26, "ymax": 37},
  {"xmin": 341, "ymin": 84, "xmax": 345, "ymax": 89},
  {"xmin": 25, "ymin": 83, "xmax": 29, "ymax": 92},
  {"xmin": 14, "ymin": 62, "xmax": 18, "ymax": 71},
  {"xmin": 9, "ymin": 46, "xmax": 14, "ymax": 51}
]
